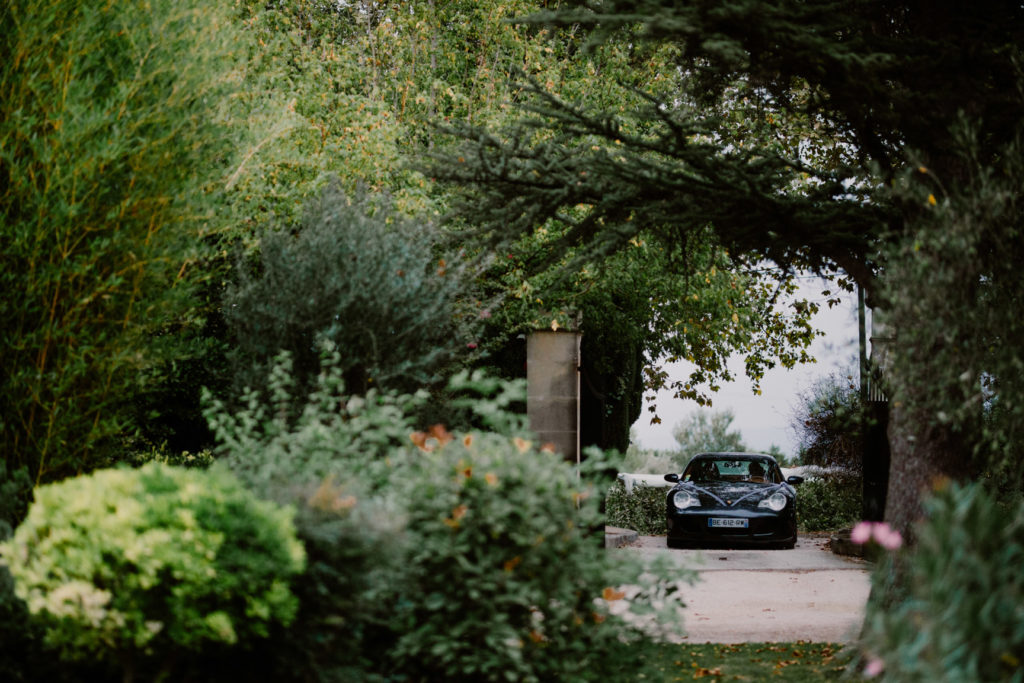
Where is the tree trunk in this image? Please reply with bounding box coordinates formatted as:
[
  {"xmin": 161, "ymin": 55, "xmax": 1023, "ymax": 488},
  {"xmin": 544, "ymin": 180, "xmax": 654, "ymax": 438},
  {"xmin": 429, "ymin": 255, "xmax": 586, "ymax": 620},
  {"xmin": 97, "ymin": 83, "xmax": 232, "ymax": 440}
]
[{"xmin": 884, "ymin": 401, "xmax": 965, "ymax": 543}]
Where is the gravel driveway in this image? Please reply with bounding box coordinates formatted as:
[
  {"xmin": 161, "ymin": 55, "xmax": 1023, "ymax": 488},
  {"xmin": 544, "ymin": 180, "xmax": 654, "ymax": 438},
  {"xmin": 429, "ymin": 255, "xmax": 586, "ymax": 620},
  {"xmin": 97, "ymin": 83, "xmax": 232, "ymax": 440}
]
[{"xmin": 614, "ymin": 533, "xmax": 872, "ymax": 643}]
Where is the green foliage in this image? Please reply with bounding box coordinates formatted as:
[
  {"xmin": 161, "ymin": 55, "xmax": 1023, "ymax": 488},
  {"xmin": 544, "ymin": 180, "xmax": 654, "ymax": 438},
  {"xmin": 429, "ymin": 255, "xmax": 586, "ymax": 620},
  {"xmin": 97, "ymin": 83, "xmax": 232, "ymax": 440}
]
[
  {"xmin": 206, "ymin": 349, "xmax": 425, "ymax": 495},
  {"xmin": 605, "ymin": 481, "xmax": 668, "ymax": 536},
  {"xmin": 765, "ymin": 444, "xmax": 797, "ymax": 468},
  {"xmin": 0, "ymin": 0, "xmax": 244, "ymax": 482},
  {"xmin": 390, "ymin": 433, "xmax": 677, "ymax": 682},
  {"xmin": 796, "ymin": 474, "xmax": 863, "ymax": 533},
  {"xmin": 0, "ymin": 565, "xmax": 76, "ymax": 683},
  {"xmin": 0, "ymin": 462, "xmax": 70, "ymax": 683},
  {"xmin": 0, "ymin": 463, "xmax": 33, "ymax": 538},
  {"xmin": 114, "ymin": 446, "xmax": 215, "ymax": 471},
  {"xmin": 883, "ymin": 121, "xmax": 1024, "ymax": 490},
  {"xmin": 672, "ymin": 409, "xmax": 748, "ymax": 457},
  {"xmin": 210, "ymin": 354, "xmax": 685, "ymax": 681},
  {"xmin": 860, "ymin": 482, "xmax": 1024, "ymax": 681},
  {"xmin": 0, "ymin": 463, "xmax": 305, "ymax": 678},
  {"xmin": 253, "ymin": 480, "xmax": 409, "ymax": 683},
  {"xmin": 432, "ymin": 0, "xmax": 1024, "ymax": 534},
  {"xmin": 223, "ymin": 182, "xmax": 480, "ymax": 398},
  {"xmin": 620, "ymin": 439, "xmax": 678, "ymax": 475},
  {"xmin": 792, "ymin": 371, "xmax": 864, "ymax": 472}
]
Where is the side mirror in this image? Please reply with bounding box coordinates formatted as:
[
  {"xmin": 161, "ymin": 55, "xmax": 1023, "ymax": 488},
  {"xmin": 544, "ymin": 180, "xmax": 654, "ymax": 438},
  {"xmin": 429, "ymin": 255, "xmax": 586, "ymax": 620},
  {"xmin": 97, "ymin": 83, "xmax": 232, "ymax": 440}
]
[
  {"xmin": 664, "ymin": 473, "xmax": 680, "ymax": 483},
  {"xmin": 786, "ymin": 475, "xmax": 804, "ymax": 486}
]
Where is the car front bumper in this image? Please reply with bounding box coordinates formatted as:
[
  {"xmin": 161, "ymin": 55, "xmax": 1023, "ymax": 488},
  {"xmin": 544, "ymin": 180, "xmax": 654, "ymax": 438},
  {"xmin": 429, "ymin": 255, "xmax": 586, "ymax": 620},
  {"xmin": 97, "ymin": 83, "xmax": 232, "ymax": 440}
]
[{"xmin": 666, "ymin": 508, "xmax": 797, "ymax": 548}]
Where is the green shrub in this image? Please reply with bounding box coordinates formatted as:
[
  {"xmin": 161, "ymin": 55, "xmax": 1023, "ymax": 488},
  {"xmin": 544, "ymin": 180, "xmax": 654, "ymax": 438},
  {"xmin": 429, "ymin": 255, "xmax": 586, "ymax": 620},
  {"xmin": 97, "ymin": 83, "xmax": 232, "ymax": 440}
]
[
  {"xmin": 206, "ymin": 348, "xmax": 425, "ymax": 495},
  {"xmin": 0, "ymin": 463, "xmax": 305, "ymax": 681},
  {"xmin": 254, "ymin": 480, "xmax": 410, "ymax": 683},
  {"xmin": 223, "ymin": 181, "xmax": 481, "ymax": 400},
  {"xmin": 605, "ymin": 480, "xmax": 669, "ymax": 535},
  {"xmin": 389, "ymin": 432, "xmax": 681, "ymax": 682},
  {"xmin": 860, "ymin": 481, "xmax": 1024, "ymax": 682},
  {"xmin": 209, "ymin": 355, "xmax": 686, "ymax": 682},
  {"xmin": 796, "ymin": 472, "xmax": 863, "ymax": 532}
]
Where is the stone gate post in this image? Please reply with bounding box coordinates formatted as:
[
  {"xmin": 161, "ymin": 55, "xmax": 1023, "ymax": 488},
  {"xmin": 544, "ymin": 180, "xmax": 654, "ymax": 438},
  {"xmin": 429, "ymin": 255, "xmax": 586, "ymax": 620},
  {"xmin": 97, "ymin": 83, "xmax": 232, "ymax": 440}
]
[{"xmin": 526, "ymin": 324, "xmax": 581, "ymax": 463}]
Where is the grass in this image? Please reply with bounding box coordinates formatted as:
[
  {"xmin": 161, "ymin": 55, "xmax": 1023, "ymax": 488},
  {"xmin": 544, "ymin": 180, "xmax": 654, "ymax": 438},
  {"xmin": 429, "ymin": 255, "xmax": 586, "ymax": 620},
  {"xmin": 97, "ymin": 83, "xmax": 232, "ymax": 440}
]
[{"xmin": 637, "ymin": 641, "xmax": 852, "ymax": 681}]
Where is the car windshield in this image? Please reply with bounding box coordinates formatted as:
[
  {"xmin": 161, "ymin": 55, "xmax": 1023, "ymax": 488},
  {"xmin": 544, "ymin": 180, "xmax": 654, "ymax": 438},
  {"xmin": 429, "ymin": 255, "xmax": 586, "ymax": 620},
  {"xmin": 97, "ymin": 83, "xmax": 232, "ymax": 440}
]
[{"xmin": 683, "ymin": 458, "xmax": 780, "ymax": 484}]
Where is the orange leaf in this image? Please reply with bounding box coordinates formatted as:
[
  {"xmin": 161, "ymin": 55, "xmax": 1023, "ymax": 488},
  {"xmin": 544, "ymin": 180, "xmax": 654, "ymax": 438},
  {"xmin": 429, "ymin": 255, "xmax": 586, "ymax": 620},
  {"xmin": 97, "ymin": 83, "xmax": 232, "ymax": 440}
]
[
  {"xmin": 409, "ymin": 431, "xmax": 431, "ymax": 452},
  {"xmin": 602, "ymin": 587, "xmax": 626, "ymax": 601},
  {"xmin": 429, "ymin": 424, "xmax": 453, "ymax": 446}
]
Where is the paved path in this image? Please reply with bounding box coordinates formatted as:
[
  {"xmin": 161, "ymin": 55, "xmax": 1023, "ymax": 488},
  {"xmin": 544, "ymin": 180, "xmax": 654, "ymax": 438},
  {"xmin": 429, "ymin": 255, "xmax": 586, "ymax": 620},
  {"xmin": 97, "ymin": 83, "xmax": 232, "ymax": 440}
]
[{"xmin": 613, "ymin": 533, "xmax": 872, "ymax": 643}]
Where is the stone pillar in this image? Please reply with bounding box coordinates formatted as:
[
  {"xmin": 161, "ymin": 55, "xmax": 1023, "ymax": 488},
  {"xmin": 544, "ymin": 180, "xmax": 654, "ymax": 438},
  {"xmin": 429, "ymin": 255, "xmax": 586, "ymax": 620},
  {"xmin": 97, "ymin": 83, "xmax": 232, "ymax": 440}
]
[{"xmin": 526, "ymin": 328, "xmax": 581, "ymax": 463}]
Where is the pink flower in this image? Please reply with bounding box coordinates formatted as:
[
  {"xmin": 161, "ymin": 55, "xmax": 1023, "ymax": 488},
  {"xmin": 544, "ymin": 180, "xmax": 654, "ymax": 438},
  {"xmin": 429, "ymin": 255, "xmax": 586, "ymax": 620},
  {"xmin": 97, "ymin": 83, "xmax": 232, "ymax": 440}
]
[
  {"xmin": 873, "ymin": 523, "xmax": 903, "ymax": 550},
  {"xmin": 479, "ymin": 308, "xmax": 492, "ymax": 319},
  {"xmin": 466, "ymin": 342, "xmax": 478, "ymax": 350},
  {"xmin": 849, "ymin": 521, "xmax": 903, "ymax": 550},
  {"xmin": 851, "ymin": 521, "xmax": 874, "ymax": 545},
  {"xmin": 864, "ymin": 656, "xmax": 885, "ymax": 678}
]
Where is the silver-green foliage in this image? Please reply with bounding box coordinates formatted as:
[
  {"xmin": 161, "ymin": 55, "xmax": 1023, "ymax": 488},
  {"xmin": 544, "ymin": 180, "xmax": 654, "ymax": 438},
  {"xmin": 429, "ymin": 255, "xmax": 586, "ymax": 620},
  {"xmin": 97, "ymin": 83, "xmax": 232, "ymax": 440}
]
[
  {"xmin": 672, "ymin": 409, "xmax": 748, "ymax": 459},
  {"xmin": 223, "ymin": 182, "xmax": 478, "ymax": 399},
  {"xmin": 0, "ymin": 463, "xmax": 305, "ymax": 670},
  {"xmin": 860, "ymin": 482, "xmax": 1024, "ymax": 682}
]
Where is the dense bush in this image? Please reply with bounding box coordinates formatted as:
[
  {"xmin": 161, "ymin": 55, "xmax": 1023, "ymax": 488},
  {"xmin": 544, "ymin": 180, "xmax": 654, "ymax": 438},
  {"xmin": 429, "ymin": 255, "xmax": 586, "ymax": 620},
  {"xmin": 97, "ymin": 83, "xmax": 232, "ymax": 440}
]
[
  {"xmin": 210, "ymin": 356, "xmax": 685, "ymax": 681},
  {"xmin": 860, "ymin": 482, "xmax": 1024, "ymax": 681},
  {"xmin": 223, "ymin": 182, "xmax": 481, "ymax": 400},
  {"xmin": 0, "ymin": 463, "xmax": 305, "ymax": 681},
  {"xmin": 390, "ymin": 433, "xmax": 676, "ymax": 682},
  {"xmin": 605, "ymin": 480, "xmax": 669, "ymax": 535},
  {"xmin": 796, "ymin": 472, "xmax": 863, "ymax": 532},
  {"xmin": 206, "ymin": 348, "xmax": 425, "ymax": 495}
]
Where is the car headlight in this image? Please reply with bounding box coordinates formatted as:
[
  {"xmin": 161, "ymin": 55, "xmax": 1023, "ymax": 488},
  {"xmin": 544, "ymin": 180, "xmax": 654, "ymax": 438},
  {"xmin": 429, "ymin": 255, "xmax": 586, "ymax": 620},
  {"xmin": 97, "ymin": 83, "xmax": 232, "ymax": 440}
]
[
  {"xmin": 758, "ymin": 491, "xmax": 788, "ymax": 512},
  {"xmin": 672, "ymin": 489, "xmax": 701, "ymax": 510}
]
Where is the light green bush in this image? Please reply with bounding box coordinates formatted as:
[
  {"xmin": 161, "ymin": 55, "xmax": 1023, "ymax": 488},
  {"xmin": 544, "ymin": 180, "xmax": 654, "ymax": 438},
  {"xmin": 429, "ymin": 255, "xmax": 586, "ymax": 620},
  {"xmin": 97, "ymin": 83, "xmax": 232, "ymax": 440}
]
[
  {"xmin": 605, "ymin": 480, "xmax": 669, "ymax": 535},
  {"xmin": 0, "ymin": 463, "xmax": 305, "ymax": 679},
  {"xmin": 860, "ymin": 482, "xmax": 1024, "ymax": 682}
]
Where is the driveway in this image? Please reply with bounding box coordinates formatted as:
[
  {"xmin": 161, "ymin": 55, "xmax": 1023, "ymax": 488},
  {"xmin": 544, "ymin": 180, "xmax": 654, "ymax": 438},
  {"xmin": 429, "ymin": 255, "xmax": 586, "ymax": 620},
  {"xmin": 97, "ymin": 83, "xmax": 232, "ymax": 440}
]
[{"xmin": 614, "ymin": 533, "xmax": 872, "ymax": 643}]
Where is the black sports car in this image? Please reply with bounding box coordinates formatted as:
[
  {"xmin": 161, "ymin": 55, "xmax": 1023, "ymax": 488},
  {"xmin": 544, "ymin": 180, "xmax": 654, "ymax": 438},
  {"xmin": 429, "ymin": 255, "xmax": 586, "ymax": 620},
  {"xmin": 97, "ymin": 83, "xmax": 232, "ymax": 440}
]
[{"xmin": 664, "ymin": 453, "xmax": 804, "ymax": 549}]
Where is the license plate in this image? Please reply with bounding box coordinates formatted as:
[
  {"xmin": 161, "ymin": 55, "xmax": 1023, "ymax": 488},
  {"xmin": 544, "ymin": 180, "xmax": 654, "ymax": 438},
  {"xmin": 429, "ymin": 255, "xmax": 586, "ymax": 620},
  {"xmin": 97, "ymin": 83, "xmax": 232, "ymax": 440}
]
[{"xmin": 708, "ymin": 518, "xmax": 748, "ymax": 528}]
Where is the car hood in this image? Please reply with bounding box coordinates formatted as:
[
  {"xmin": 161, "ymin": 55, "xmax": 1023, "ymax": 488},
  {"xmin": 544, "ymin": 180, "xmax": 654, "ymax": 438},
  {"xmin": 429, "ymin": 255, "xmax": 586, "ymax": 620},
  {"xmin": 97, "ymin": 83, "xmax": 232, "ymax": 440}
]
[{"xmin": 674, "ymin": 481, "xmax": 792, "ymax": 509}]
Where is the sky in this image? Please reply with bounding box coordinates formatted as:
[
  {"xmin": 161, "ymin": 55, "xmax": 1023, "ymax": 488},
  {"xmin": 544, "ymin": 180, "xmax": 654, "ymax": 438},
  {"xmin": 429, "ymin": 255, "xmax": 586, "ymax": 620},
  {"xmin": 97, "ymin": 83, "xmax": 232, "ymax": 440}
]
[{"xmin": 631, "ymin": 276, "xmax": 866, "ymax": 458}]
